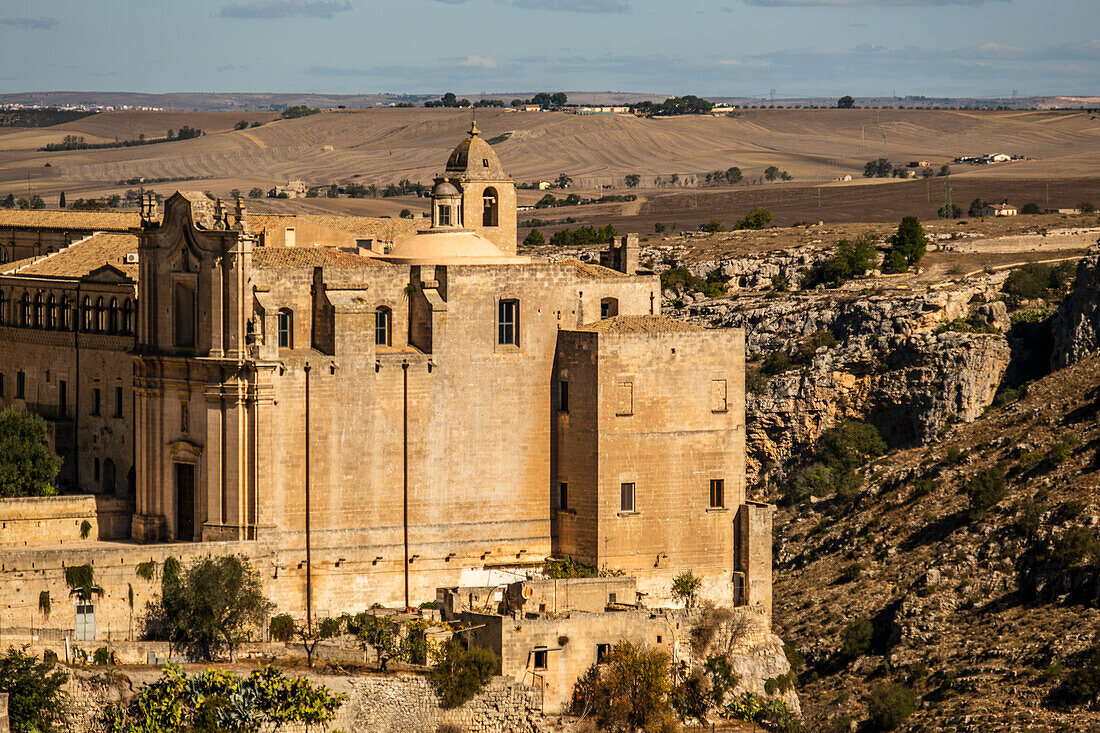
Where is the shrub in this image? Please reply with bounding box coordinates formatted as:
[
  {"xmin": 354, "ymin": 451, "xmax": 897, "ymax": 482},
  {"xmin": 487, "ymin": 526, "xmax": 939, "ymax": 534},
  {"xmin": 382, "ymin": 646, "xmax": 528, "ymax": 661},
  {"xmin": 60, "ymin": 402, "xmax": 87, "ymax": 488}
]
[
  {"xmin": 736, "ymin": 207, "xmax": 773, "ymax": 230},
  {"xmin": 1051, "ymin": 526, "xmax": 1100, "ymax": 570},
  {"xmin": 867, "ymin": 682, "xmax": 916, "ymax": 731},
  {"xmin": 964, "ymin": 466, "xmax": 1007, "ymax": 518},
  {"xmin": 704, "ymin": 654, "xmax": 738, "ymax": 707},
  {"xmin": 93, "ymin": 646, "xmax": 112, "ymax": 666},
  {"xmin": 944, "ymin": 446, "xmax": 968, "ymax": 467},
  {"xmin": 430, "ymin": 639, "xmax": 499, "ymax": 709},
  {"xmin": 671, "ymin": 570, "xmax": 702, "ymax": 608},
  {"xmin": 1021, "ymin": 202, "xmax": 1042, "ymax": 215},
  {"xmin": 1055, "ymin": 636, "xmax": 1100, "ymax": 705},
  {"xmin": 840, "ymin": 618, "xmax": 873, "ymax": 659},
  {"xmin": 522, "ymin": 228, "xmax": 545, "ymax": 246},
  {"xmin": 269, "ymin": 613, "xmax": 296, "ymax": 642},
  {"xmin": 802, "ymin": 234, "xmax": 877, "ymax": 287},
  {"xmin": 884, "ymin": 216, "xmax": 927, "ymax": 272},
  {"xmin": 838, "ymin": 562, "xmax": 864, "ymax": 583}
]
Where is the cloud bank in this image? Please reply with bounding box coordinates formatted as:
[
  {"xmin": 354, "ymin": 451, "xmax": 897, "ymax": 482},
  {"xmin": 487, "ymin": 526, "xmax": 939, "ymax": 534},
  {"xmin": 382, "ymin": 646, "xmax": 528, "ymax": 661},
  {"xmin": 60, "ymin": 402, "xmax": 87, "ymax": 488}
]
[
  {"xmin": 218, "ymin": 1, "xmax": 353, "ymax": 19},
  {"xmin": 1, "ymin": 17, "xmax": 59, "ymax": 30}
]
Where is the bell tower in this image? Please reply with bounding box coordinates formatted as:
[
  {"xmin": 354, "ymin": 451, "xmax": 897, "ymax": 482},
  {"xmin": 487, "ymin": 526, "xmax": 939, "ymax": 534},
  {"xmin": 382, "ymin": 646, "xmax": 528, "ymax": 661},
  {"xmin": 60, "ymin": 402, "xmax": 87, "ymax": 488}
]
[{"xmin": 444, "ymin": 120, "xmax": 517, "ymax": 254}]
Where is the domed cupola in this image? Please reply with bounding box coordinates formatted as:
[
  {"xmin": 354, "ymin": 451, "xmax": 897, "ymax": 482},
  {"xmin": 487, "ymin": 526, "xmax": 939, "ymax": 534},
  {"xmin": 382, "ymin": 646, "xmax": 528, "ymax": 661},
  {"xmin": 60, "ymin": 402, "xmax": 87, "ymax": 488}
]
[
  {"xmin": 431, "ymin": 178, "xmax": 463, "ymax": 228},
  {"xmin": 446, "ymin": 120, "xmax": 506, "ymax": 181}
]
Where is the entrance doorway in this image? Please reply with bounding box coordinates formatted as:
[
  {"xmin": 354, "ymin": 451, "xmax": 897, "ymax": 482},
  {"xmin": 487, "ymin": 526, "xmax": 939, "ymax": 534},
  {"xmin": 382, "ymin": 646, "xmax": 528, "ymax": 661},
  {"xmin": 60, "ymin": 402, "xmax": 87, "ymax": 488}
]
[{"xmin": 175, "ymin": 462, "xmax": 195, "ymax": 541}]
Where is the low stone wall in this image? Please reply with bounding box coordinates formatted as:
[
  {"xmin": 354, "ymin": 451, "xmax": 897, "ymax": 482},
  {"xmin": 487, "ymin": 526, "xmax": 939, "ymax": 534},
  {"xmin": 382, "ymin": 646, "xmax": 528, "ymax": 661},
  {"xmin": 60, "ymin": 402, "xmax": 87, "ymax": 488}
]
[
  {"xmin": 0, "ymin": 495, "xmax": 97, "ymax": 548},
  {"xmin": 63, "ymin": 667, "xmax": 548, "ymax": 733}
]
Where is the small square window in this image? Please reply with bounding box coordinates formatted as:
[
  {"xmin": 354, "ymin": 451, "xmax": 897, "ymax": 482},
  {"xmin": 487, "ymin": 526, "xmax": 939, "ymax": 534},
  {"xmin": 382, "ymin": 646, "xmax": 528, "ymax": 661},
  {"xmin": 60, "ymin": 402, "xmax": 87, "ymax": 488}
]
[
  {"xmin": 657, "ymin": 635, "xmax": 663, "ymax": 644},
  {"xmin": 532, "ymin": 648, "xmax": 548, "ymax": 671},
  {"xmin": 620, "ymin": 482, "xmax": 635, "ymax": 513}
]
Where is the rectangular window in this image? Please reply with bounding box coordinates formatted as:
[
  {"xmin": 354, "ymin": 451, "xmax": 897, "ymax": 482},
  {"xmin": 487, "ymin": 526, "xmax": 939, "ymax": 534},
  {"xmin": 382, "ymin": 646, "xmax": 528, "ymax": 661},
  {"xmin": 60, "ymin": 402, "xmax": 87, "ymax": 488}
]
[
  {"xmin": 174, "ymin": 283, "xmax": 195, "ymax": 348},
  {"xmin": 498, "ymin": 299, "xmax": 518, "ymax": 346},
  {"xmin": 596, "ymin": 643, "xmax": 611, "ymax": 663},
  {"xmin": 375, "ymin": 308, "xmax": 390, "ymax": 346},
  {"xmin": 711, "ymin": 379, "xmax": 728, "ymax": 412},
  {"xmin": 620, "ymin": 482, "xmax": 635, "ymax": 513},
  {"xmin": 114, "ymin": 386, "xmax": 123, "ymax": 418},
  {"xmin": 438, "ymin": 205, "xmax": 451, "ymax": 227},
  {"xmin": 558, "ymin": 482, "xmax": 568, "ymax": 511},
  {"xmin": 58, "ymin": 380, "xmax": 67, "ymax": 418},
  {"xmin": 277, "ymin": 309, "xmax": 292, "ymax": 349},
  {"xmin": 616, "ymin": 381, "xmax": 633, "ymax": 416},
  {"xmin": 559, "ymin": 380, "xmax": 569, "ymax": 412},
  {"xmin": 710, "ymin": 479, "xmax": 725, "ymax": 509},
  {"xmin": 532, "ymin": 648, "xmax": 548, "ymax": 671},
  {"xmin": 15, "ymin": 371, "xmax": 25, "ymax": 399},
  {"xmin": 91, "ymin": 388, "xmax": 101, "ymax": 416},
  {"xmin": 0, "ymin": 372, "xmax": 5, "ymax": 397},
  {"xmin": 181, "ymin": 402, "xmax": 190, "ymax": 434}
]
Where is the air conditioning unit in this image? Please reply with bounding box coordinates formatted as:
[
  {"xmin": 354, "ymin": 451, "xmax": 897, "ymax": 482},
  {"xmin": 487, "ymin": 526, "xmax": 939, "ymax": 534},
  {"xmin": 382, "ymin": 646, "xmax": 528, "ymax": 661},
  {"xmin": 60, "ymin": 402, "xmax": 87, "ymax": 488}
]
[{"xmin": 124, "ymin": 253, "xmax": 139, "ymax": 264}]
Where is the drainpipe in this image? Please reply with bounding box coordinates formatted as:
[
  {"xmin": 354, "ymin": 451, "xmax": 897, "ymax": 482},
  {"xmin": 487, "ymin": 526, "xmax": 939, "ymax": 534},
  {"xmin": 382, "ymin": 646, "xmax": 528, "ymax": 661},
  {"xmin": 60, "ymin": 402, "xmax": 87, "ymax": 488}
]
[
  {"xmin": 303, "ymin": 363, "xmax": 312, "ymax": 634},
  {"xmin": 402, "ymin": 359, "xmax": 409, "ymax": 609}
]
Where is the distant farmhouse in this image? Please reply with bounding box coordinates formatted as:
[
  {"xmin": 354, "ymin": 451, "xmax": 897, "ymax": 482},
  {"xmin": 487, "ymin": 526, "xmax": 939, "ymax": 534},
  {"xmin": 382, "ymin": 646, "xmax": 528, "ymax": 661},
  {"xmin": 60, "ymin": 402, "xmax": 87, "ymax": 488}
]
[{"xmin": 983, "ymin": 203, "xmax": 1019, "ymax": 217}]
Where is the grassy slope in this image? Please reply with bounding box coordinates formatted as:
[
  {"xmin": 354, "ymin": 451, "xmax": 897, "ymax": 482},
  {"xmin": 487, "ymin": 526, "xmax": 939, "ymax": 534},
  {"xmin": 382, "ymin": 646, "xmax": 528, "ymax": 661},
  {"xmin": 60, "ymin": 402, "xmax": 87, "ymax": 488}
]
[{"xmin": 773, "ymin": 353, "xmax": 1100, "ymax": 731}]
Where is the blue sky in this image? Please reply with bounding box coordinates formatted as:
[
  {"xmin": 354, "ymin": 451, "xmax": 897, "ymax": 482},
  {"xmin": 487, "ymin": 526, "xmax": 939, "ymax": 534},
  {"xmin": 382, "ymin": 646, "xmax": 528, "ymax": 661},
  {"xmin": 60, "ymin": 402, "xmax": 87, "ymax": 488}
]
[{"xmin": 0, "ymin": 0, "xmax": 1096, "ymax": 97}]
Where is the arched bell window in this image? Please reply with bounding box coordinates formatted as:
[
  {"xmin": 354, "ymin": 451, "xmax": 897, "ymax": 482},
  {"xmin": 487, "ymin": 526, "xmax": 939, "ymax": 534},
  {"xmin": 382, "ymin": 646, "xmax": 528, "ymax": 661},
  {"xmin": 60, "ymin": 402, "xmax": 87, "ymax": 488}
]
[{"xmin": 482, "ymin": 187, "xmax": 498, "ymax": 227}]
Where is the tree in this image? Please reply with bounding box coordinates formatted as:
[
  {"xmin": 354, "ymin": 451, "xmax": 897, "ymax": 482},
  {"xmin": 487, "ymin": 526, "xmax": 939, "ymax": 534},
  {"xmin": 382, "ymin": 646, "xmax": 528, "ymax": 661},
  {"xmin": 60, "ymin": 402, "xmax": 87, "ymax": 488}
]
[
  {"xmin": 0, "ymin": 407, "xmax": 62, "ymax": 498},
  {"xmin": 699, "ymin": 219, "xmax": 724, "ymax": 233},
  {"xmin": 864, "ymin": 158, "xmax": 892, "ymax": 178},
  {"xmin": 551, "ymin": 92, "xmax": 568, "ymax": 106},
  {"xmin": 269, "ymin": 613, "xmax": 340, "ymax": 667},
  {"xmin": 654, "ymin": 222, "xmax": 666, "ymax": 233},
  {"xmin": 764, "ymin": 165, "xmax": 780, "ymax": 182},
  {"xmin": 671, "ymin": 571, "xmax": 702, "ymax": 609},
  {"xmin": 938, "ymin": 203, "xmax": 962, "ymax": 219},
  {"xmin": 248, "ymin": 187, "xmax": 264, "ymax": 199},
  {"xmin": 555, "ymin": 173, "xmax": 572, "ymax": 189},
  {"xmin": 229, "ymin": 188, "xmax": 241, "ymax": 200},
  {"xmin": 837, "ymin": 95, "xmax": 855, "ymax": 109},
  {"xmin": 0, "ymin": 646, "xmax": 70, "ymax": 733},
  {"xmin": 103, "ymin": 663, "xmax": 346, "ymax": 733},
  {"xmin": 964, "ymin": 466, "xmax": 1007, "ymax": 519},
  {"xmin": 969, "ymin": 198, "xmax": 986, "ymax": 217},
  {"xmin": 724, "ymin": 166, "xmax": 743, "ymax": 185},
  {"xmin": 429, "ymin": 639, "xmax": 499, "ymax": 708},
  {"xmin": 938, "ymin": 163, "xmax": 951, "ymax": 177},
  {"xmin": 885, "ymin": 216, "xmax": 927, "ymax": 271},
  {"xmin": 399, "ymin": 208, "xmax": 414, "ymax": 219},
  {"xmin": 804, "ymin": 234, "xmax": 878, "ymax": 287},
  {"xmin": 572, "ymin": 641, "xmax": 677, "ymax": 733},
  {"xmin": 2, "ymin": 193, "xmax": 14, "ymax": 209},
  {"xmin": 16, "ymin": 198, "xmax": 29, "ymax": 210},
  {"xmin": 146, "ymin": 555, "xmax": 273, "ymax": 661},
  {"xmin": 235, "ymin": 120, "xmax": 249, "ymax": 130},
  {"xmin": 1021, "ymin": 202, "xmax": 1042, "ymax": 215},
  {"xmin": 522, "ymin": 228, "xmax": 545, "ymax": 246},
  {"xmin": 624, "ymin": 173, "xmax": 641, "ymax": 188},
  {"xmin": 58, "ymin": 191, "xmax": 66, "ymax": 208},
  {"xmin": 29, "ymin": 194, "xmax": 45, "ymax": 210}
]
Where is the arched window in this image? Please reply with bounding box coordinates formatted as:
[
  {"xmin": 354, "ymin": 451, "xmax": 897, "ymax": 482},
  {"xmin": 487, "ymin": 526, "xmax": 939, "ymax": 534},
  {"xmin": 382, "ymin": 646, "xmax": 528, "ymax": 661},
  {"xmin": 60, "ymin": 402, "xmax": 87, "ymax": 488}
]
[
  {"xmin": 108, "ymin": 298, "xmax": 119, "ymax": 334},
  {"xmin": 32, "ymin": 292, "xmax": 42, "ymax": 328},
  {"xmin": 18, "ymin": 292, "xmax": 29, "ymax": 327},
  {"xmin": 600, "ymin": 297, "xmax": 619, "ymax": 319},
  {"xmin": 277, "ymin": 308, "xmax": 292, "ymax": 349},
  {"xmin": 61, "ymin": 296, "xmax": 72, "ymax": 331},
  {"xmin": 121, "ymin": 300, "xmax": 133, "ymax": 335},
  {"xmin": 46, "ymin": 294, "xmax": 57, "ymax": 329},
  {"xmin": 95, "ymin": 297, "xmax": 105, "ymax": 333},
  {"xmin": 375, "ymin": 306, "xmax": 391, "ymax": 347},
  {"xmin": 482, "ymin": 187, "xmax": 498, "ymax": 227},
  {"xmin": 81, "ymin": 296, "xmax": 93, "ymax": 331}
]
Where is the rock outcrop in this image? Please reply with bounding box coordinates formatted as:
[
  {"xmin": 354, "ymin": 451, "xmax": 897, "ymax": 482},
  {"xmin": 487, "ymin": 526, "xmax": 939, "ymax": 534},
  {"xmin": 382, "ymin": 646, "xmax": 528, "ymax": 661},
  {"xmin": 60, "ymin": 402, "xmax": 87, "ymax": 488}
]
[{"xmin": 1052, "ymin": 243, "xmax": 1100, "ymax": 369}]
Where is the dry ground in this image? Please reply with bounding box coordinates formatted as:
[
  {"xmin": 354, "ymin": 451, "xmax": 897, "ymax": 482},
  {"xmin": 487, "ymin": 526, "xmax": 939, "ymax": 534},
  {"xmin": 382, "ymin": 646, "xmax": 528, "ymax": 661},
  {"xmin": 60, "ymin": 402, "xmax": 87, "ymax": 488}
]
[{"xmin": 2, "ymin": 107, "xmax": 1100, "ymax": 219}]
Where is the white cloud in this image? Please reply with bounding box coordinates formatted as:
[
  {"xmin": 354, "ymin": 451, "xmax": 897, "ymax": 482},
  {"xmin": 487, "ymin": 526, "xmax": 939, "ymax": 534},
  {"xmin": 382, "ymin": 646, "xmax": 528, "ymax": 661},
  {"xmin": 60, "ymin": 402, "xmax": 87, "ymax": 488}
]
[
  {"xmin": 745, "ymin": 0, "xmax": 1005, "ymax": 6},
  {"xmin": 457, "ymin": 55, "xmax": 499, "ymax": 69},
  {"xmin": 218, "ymin": 1, "xmax": 353, "ymax": 19},
  {"xmin": 506, "ymin": 0, "xmax": 630, "ymax": 12},
  {"xmin": 0, "ymin": 16, "xmax": 59, "ymax": 30}
]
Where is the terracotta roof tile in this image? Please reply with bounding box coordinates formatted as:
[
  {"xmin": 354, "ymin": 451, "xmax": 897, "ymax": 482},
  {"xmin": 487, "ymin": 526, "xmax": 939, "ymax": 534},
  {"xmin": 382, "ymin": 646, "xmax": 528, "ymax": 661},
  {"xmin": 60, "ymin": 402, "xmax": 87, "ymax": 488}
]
[
  {"xmin": 558, "ymin": 258, "xmax": 627, "ymax": 279},
  {"xmin": 246, "ymin": 213, "xmax": 423, "ymax": 241},
  {"xmin": 577, "ymin": 315, "xmax": 705, "ymax": 334},
  {"xmin": 12, "ymin": 233, "xmax": 138, "ymax": 280},
  {"xmin": 252, "ymin": 246, "xmax": 387, "ymax": 269},
  {"xmin": 0, "ymin": 210, "xmax": 139, "ymax": 231}
]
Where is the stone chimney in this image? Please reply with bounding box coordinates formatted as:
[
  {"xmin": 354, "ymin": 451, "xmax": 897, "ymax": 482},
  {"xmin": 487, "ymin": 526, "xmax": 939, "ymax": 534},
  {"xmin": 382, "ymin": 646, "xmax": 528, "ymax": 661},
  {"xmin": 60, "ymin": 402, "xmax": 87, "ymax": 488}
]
[{"xmin": 600, "ymin": 234, "xmax": 639, "ymax": 275}]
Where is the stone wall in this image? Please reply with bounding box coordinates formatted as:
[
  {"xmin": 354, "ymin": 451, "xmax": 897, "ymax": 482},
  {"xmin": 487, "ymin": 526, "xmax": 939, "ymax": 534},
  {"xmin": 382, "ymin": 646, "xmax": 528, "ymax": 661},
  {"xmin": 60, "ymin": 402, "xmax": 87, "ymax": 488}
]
[
  {"xmin": 0, "ymin": 495, "xmax": 97, "ymax": 548},
  {"xmin": 0, "ymin": 692, "xmax": 8, "ymax": 733},
  {"xmin": 63, "ymin": 668, "xmax": 547, "ymax": 733}
]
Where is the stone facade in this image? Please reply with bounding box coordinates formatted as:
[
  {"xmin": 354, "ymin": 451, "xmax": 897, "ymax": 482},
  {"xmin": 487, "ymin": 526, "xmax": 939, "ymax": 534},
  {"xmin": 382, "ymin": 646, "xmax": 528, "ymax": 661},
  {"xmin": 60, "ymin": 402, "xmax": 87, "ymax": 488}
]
[{"xmin": 0, "ymin": 128, "xmax": 768, "ymax": 653}]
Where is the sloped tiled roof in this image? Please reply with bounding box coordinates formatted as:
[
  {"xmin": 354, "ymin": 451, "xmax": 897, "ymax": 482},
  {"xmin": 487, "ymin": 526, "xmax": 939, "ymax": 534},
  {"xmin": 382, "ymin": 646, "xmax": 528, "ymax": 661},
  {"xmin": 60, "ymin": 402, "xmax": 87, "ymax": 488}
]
[
  {"xmin": 0, "ymin": 210, "xmax": 139, "ymax": 231},
  {"xmin": 12, "ymin": 233, "xmax": 138, "ymax": 280},
  {"xmin": 558, "ymin": 258, "xmax": 627, "ymax": 279},
  {"xmin": 577, "ymin": 315, "xmax": 705, "ymax": 334},
  {"xmin": 252, "ymin": 246, "xmax": 387, "ymax": 269},
  {"xmin": 247, "ymin": 213, "xmax": 423, "ymax": 241}
]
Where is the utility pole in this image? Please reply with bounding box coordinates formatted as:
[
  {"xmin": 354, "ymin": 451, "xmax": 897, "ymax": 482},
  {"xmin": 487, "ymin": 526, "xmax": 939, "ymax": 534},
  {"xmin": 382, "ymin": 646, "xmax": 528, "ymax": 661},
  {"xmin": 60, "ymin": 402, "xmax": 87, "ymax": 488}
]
[{"xmin": 942, "ymin": 175, "xmax": 953, "ymax": 218}]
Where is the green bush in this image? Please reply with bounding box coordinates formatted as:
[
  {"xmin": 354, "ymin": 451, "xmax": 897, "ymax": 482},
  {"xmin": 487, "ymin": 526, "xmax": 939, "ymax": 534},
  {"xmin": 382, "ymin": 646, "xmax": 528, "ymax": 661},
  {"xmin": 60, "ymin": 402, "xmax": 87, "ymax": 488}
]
[
  {"xmin": 269, "ymin": 613, "xmax": 296, "ymax": 642},
  {"xmin": 93, "ymin": 646, "xmax": 112, "ymax": 666},
  {"xmin": 1055, "ymin": 636, "xmax": 1100, "ymax": 705},
  {"xmin": 884, "ymin": 217, "xmax": 927, "ymax": 272},
  {"xmin": 838, "ymin": 562, "xmax": 864, "ymax": 583},
  {"xmin": 840, "ymin": 618, "xmax": 873, "ymax": 659},
  {"xmin": 522, "ymin": 228, "xmax": 545, "ymax": 246},
  {"xmin": 1051, "ymin": 526, "xmax": 1100, "ymax": 570},
  {"xmin": 867, "ymin": 682, "xmax": 916, "ymax": 731},
  {"xmin": 429, "ymin": 639, "xmax": 499, "ymax": 709},
  {"xmin": 963, "ymin": 466, "xmax": 1007, "ymax": 518},
  {"xmin": 802, "ymin": 234, "xmax": 877, "ymax": 287},
  {"xmin": 671, "ymin": 570, "xmax": 702, "ymax": 608},
  {"xmin": 573, "ymin": 641, "xmax": 677, "ymax": 731}
]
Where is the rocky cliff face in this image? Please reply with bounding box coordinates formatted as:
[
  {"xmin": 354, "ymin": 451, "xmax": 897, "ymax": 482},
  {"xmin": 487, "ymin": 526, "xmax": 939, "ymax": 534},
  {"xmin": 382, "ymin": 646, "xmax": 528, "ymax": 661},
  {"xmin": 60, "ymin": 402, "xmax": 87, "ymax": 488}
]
[
  {"xmin": 1052, "ymin": 243, "xmax": 1100, "ymax": 369},
  {"xmin": 677, "ymin": 281, "xmax": 1010, "ymax": 478}
]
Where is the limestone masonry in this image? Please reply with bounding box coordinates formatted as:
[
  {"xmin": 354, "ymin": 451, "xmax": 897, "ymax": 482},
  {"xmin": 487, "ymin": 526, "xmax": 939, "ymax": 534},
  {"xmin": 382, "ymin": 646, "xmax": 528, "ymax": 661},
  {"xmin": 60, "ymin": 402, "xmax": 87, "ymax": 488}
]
[{"xmin": 0, "ymin": 125, "xmax": 772, "ymax": 712}]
